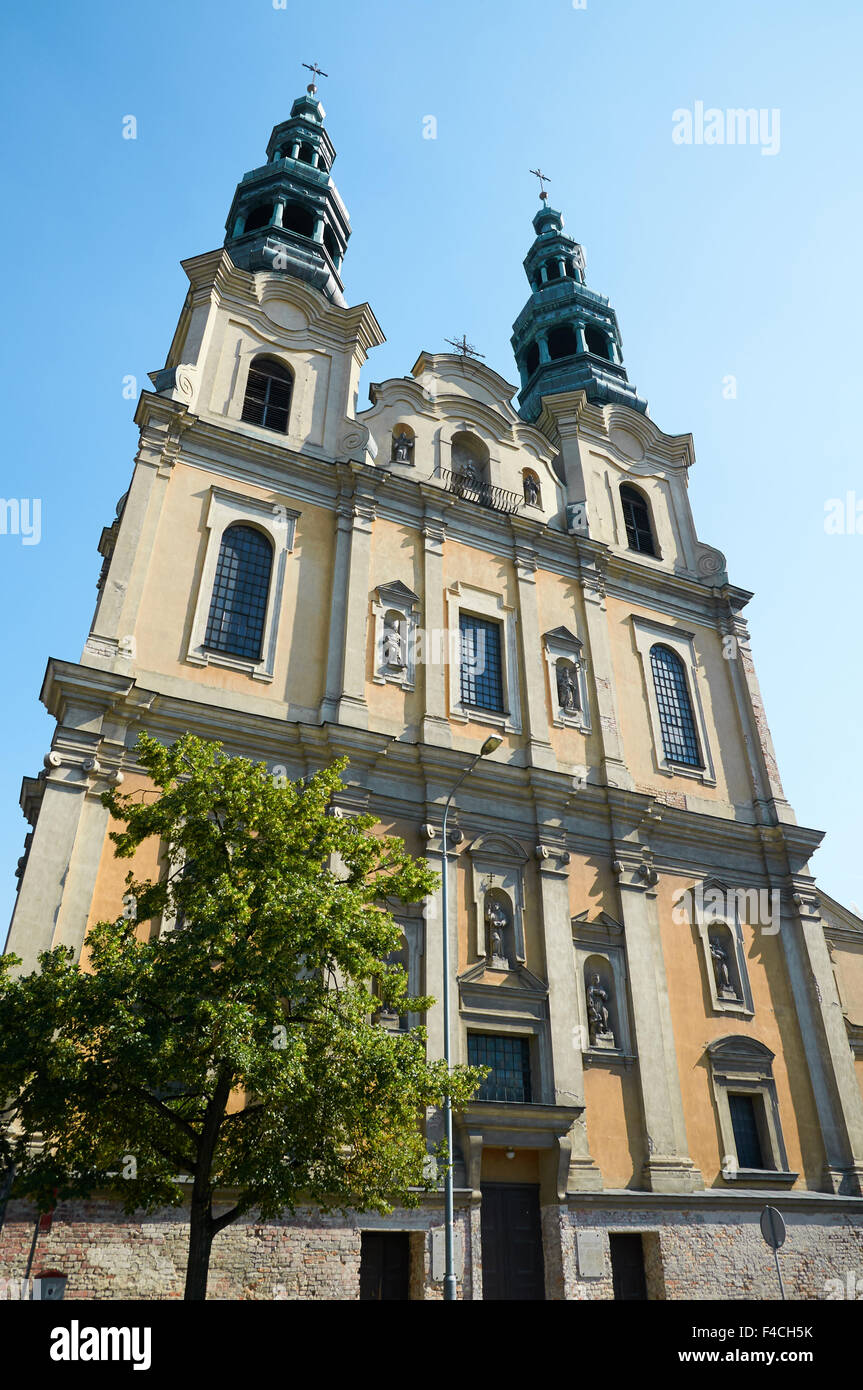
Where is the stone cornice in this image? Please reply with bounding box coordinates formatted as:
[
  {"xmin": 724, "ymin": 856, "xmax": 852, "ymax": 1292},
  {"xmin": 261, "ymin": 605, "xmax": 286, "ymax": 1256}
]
[{"xmin": 36, "ymin": 660, "xmax": 826, "ymax": 880}]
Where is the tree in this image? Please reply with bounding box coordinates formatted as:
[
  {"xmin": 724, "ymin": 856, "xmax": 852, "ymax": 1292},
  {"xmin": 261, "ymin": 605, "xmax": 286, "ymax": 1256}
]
[{"xmin": 0, "ymin": 733, "xmax": 483, "ymax": 1299}]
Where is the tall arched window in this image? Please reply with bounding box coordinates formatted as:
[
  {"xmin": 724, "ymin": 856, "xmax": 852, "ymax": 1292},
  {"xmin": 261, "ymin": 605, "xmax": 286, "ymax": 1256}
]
[
  {"xmin": 620, "ymin": 484, "xmax": 657, "ymax": 556},
  {"xmin": 650, "ymin": 644, "xmax": 701, "ymax": 767},
  {"xmin": 281, "ymin": 202, "xmax": 316, "ymax": 238},
  {"xmin": 204, "ymin": 524, "xmax": 273, "ymax": 662},
  {"xmin": 241, "ymin": 357, "xmax": 293, "ymax": 433}
]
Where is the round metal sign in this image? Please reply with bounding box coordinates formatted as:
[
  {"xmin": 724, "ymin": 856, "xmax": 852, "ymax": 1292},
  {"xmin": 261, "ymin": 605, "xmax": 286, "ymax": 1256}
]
[{"xmin": 760, "ymin": 1205, "xmax": 786, "ymax": 1250}]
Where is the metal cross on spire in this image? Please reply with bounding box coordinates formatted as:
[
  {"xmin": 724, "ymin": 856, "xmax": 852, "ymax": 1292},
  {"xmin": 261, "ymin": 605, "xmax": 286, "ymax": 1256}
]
[
  {"xmin": 302, "ymin": 61, "xmax": 328, "ymax": 95},
  {"xmin": 445, "ymin": 334, "xmax": 485, "ymax": 360},
  {"xmin": 530, "ymin": 167, "xmax": 551, "ymax": 201}
]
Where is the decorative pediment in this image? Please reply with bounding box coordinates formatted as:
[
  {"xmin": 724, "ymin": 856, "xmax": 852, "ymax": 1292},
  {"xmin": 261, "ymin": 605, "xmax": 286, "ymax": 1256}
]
[
  {"xmin": 706, "ymin": 1035, "xmax": 774, "ymax": 1071},
  {"xmin": 572, "ymin": 909, "xmax": 624, "ymax": 939},
  {"xmin": 457, "ymin": 959, "xmax": 548, "ymax": 997},
  {"xmin": 467, "ymin": 833, "xmax": 529, "ymax": 864},
  {"xmin": 544, "ymin": 626, "xmax": 583, "ymax": 653},
  {"xmin": 375, "ymin": 579, "xmax": 420, "ymax": 609}
]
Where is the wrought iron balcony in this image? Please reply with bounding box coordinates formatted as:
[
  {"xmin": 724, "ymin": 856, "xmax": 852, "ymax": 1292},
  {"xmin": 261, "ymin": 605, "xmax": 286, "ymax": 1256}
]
[{"xmin": 440, "ymin": 467, "xmax": 522, "ymax": 515}]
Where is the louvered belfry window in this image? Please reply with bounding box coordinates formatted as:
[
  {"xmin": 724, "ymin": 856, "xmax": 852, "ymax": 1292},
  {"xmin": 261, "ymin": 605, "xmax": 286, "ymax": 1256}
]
[
  {"xmin": 241, "ymin": 357, "xmax": 293, "ymax": 433},
  {"xmin": 620, "ymin": 484, "xmax": 657, "ymax": 556},
  {"xmin": 649, "ymin": 643, "xmax": 702, "ymax": 767},
  {"xmin": 204, "ymin": 524, "xmax": 273, "ymax": 662}
]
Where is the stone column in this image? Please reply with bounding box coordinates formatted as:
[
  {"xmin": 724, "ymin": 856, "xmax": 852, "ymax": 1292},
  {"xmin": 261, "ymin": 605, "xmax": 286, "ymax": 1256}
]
[
  {"xmin": 777, "ymin": 887, "xmax": 863, "ymax": 1194},
  {"xmin": 578, "ymin": 565, "xmax": 633, "ymax": 791},
  {"xmin": 537, "ymin": 854, "xmax": 602, "ymax": 1190},
  {"xmin": 420, "ymin": 510, "xmax": 451, "ymax": 748},
  {"xmin": 270, "ymin": 199, "xmax": 285, "ymax": 228},
  {"xmin": 537, "ymin": 332, "xmax": 551, "ymax": 364},
  {"xmin": 614, "ymin": 857, "xmax": 703, "ymax": 1192},
  {"xmin": 319, "ymin": 489, "xmax": 374, "ymax": 729},
  {"xmin": 721, "ymin": 609, "xmax": 795, "ymax": 825},
  {"xmin": 6, "ymin": 773, "xmax": 90, "ymax": 973},
  {"xmin": 575, "ymin": 324, "xmax": 588, "ymax": 355},
  {"xmin": 513, "ymin": 537, "xmax": 555, "ymax": 770}
]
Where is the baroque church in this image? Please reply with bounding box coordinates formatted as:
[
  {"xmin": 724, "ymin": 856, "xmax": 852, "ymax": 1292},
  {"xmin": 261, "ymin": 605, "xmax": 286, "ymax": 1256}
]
[{"xmin": 4, "ymin": 77, "xmax": 863, "ymax": 1300}]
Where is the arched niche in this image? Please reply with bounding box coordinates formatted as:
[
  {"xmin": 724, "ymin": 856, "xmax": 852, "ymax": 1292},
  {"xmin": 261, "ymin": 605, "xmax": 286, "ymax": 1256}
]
[
  {"xmin": 391, "ymin": 422, "xmax": 415, "ymax": 465},
  {"xmin": 583, "ymin": 954, "xmax": 618, "ymax": 1049},
  {"xmin": 450, "ymin": 430, "xmax": 489, "ymax": 481}
]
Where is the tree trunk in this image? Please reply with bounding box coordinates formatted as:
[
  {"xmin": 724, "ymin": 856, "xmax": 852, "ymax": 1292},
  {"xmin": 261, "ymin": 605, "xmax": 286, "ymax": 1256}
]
[{"xmin": 184, "ymin": 1197, "xmax": 215, "ymax": 1301}]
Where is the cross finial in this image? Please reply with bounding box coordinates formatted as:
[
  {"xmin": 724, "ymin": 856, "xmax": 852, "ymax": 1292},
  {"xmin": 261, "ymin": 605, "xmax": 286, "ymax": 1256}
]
[
  {"xmin": 445, "ymin": 334, "xmax": 485, "ymax": 361},
  {"xmin": 530, "ymin": 167, "xmax": 551, "ymax": 202},
  {"xmin": 302, "ymin": 60, "xmax": 328, "ymax": 95}
]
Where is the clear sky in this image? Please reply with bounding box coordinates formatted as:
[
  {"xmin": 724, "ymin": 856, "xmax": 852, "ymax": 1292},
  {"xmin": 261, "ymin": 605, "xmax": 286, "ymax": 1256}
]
[{"xmin": 1, "ymin": 0, "xmax": 860, "ymax": 933}]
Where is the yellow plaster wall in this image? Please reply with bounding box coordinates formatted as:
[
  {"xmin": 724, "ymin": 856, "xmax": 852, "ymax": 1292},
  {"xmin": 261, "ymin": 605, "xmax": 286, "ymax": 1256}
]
[
  {"xmin": 132, "ymin": 463, "xmax": 333, "ymax": 710},
  {"xmin": 657, "ymin": 875, "xmax": 826, "ymax": 1189}
]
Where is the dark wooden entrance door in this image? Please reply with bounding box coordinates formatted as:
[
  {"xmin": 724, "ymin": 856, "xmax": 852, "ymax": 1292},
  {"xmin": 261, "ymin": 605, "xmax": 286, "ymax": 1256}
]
[
  {"xmin": 480, "ymin": 1183, "xmax": 545, "ymax": 1300},
  {"xmin": 609, "ymin": 1233, "xmax": 648, "ymax": 1300},
  {"xmin": 359, "ymin": 1231, "xmax": 410, "ymax": 1300}
]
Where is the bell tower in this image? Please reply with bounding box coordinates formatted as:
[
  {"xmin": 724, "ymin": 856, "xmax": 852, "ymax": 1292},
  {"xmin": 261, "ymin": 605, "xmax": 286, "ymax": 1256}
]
[
  {"xmin": 224, "ymin": 67, "xmax": 351, "ymax": 306},
  {"xmin": 511, "ymin": 189, "xmax": 647, "ymax": 421}
]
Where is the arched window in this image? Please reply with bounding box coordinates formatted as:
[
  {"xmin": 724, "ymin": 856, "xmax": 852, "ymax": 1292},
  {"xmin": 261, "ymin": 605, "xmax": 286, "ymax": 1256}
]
[
  {"xmin": 649, "ymin": 644, "xmax": 701, "ymax": 767},
  {"xmin": 244, "ymin": 202, "xmax": 273, "ymax": 233},
  {"xmin": 241, "ymin": 357, "xmax": 293, "ymax": 433},
  {"xmin": 298, "ymin": 141, "xmax": 315, "ymax": 164},
  {"xmin": 204, "ymin": 524, "xmax": 273, "ymax": 662},
  {"xmin": 525, "ymin": 342, "xmax": 540, "ymax": 377},
  {"xmin": 620, "ymin": 484, "xmax": 657, "ymax": 556},
  {"xmin": 547, "ymin": 325, "xmax": 578, "ymax": 360},
  {"xmin": 544, "ymin": 260, "xmax": 562, "ymax": 282},
  {"xmin": 281, "ymin": 202, "xmax": 316, "ymax": 238},
  {"xmin": 585, "ymin": 325, "xmax": 610, "ymax": 358}
]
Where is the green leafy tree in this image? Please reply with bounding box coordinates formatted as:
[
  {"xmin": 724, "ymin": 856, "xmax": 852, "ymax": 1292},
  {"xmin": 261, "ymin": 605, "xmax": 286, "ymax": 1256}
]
[{"xmin": 0, "ymin": 734, "xmax": 482, "ymax": 1299}]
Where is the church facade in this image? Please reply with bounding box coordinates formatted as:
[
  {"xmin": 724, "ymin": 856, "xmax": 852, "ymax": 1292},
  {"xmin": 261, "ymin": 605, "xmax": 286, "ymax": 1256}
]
[{"xmin": 4, "ymin": 81, "xmax": 863, "ymax": 1300}]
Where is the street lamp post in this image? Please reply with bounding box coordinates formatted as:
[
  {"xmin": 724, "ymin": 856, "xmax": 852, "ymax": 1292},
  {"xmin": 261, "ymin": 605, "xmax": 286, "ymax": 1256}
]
[{"xmin": 439, "ymin": 734, "xmax": 502, "ymax": 1301}]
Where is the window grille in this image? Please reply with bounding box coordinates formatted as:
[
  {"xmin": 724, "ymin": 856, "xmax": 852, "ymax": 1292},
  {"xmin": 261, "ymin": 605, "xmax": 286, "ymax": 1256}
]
[
  {"xmin": 459, "ymin": 614, "xmax": 504, "ymax": 713},
  {"xmin": 468, "ymin": 1034, "xmax": 531, "ymax": 1103},
  {"xmin": 649, "ymin": 644, "xmax": 701, "ymax": 766},
  {"xmin": 204, "ymin": 524, "xmax": 273, "ymax": 662},
  {"xmin": 620, "ymin": 485, "xmax": 657, "ymax": 555}
]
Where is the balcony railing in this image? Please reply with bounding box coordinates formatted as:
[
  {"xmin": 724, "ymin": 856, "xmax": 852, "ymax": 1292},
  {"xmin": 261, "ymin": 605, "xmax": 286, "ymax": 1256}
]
[{"xmin": 440, "ymin": 467, "xmax": 522, "ymax": 515}]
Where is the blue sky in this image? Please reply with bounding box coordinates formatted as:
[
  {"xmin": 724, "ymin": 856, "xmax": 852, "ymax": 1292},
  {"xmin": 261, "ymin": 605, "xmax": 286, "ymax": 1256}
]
[{"xmin": 1, "ymin": 0, "xmax": 861, "ymax": 932}]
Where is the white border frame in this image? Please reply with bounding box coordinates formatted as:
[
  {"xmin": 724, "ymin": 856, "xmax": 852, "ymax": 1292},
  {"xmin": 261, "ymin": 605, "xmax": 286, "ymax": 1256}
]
[
  {"xmin": 186, "ymin": 486, "xmax": 299, "ymax": 682},
  {"xmin": 446, "ymin": 582, "xmax": 522, "ymax": 733},
  {"xmin": 542, "ymin": 626, "xmax": 591, "ymax": 731},
  {"xmin": 631, "ymin": 615, "xmax": 716, "ymax": 784},
  {"xmin": 371, "ymin": 580, "xmax": 420, "ymax": 691}
]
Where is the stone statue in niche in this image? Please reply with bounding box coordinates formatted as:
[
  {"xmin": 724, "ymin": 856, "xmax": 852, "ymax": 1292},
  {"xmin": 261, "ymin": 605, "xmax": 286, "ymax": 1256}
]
[
  {"xmin": 392, "ymin": 431, "xmax": 414, "ymax": 465},
  {"xmin": 710, "ymin": 937, "xmax": 739, "ymax": 1000},
  {"xmin": 586, "ymin": 972, "xmax": 616, "ymax": 1048},
  {"xmin": 485, "ymin": 894, "xmax": 511, "ymax": 968},
  {"xmin": 556, "ymin": 661, "xmax": 580, "ymax": 713},
  {"xmin": 523, "ymin": 473, "xmax": 540, "ymax": 506},
  {"xmin": 383, "ymin": 614, "xmax": 406, "ymax": 670}
]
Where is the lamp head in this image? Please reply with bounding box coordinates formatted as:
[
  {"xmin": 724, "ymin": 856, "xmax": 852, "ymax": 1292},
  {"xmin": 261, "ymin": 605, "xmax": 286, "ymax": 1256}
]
[{"xmin": 480, "ymin": 735, "xmax": 503, "ymax": 757}]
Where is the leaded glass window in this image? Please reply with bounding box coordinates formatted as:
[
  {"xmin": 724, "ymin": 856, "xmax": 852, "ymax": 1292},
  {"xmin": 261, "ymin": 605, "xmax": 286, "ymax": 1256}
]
[
  {"xmin": 204, "ymin": 524, "xmax": 273, "ymax": 662},
  {"xmin": 468, "ymin": 1034, "xmax": 531, "ymax": 1103},
  {"xmin": 459, "ymin": 614, "xmax": 504, "ymax": 713},
  {"xmin": 620, "ymin": 484, "xmax": 657, "ymax": 556},
  {"xmin": 241, "ymin": 357, "xmax": 293, "ymax": 433},
  {"xmin": 649, "ymin": 643, "xmax": 701, "ymax": 767}
]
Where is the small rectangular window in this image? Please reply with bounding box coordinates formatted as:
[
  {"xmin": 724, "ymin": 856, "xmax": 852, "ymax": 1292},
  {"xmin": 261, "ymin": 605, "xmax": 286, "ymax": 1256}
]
[
  {"xmin": 459, "ymin": 614, "xmax": 504, "ymax": 713},
  {"xmin": 729, "ymin": 1092, "xmax": 768, "ymax": 1169},
  {"xmin": 468, "ymin": 1033, "xmax": 531, "ymax": 1103}
]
